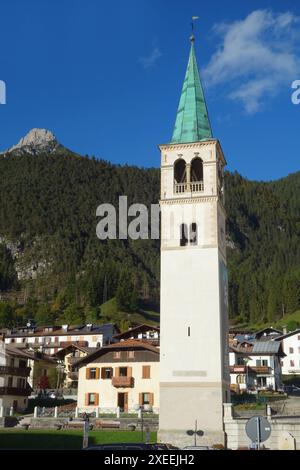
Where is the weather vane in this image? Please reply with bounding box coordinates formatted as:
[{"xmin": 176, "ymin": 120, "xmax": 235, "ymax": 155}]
[{"xmin": 190, "ymin": 16, "xmax": 199, "ymax": 42}]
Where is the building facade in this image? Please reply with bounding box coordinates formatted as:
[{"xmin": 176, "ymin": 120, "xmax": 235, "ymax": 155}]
[
  {"xmin": 275, "ymin": 329, "xmax": 300, "ymax": 375},
  {"xmin": 4, "ymin": 323, "xmax": 117, "ymax": 355},
  {"xmin": 76, "ymin": 340, "xmax": 159, "ymax": 413},
  {"xmin": 0, "ymin": 342, "xmax": 33, "ymax": 414},
  {"xmin": 159, "ymin": 35, "xmax": 230, "ymax": 447}
]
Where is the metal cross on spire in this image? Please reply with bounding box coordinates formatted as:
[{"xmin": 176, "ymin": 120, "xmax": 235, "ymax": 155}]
[{"xmin": 190, "ymin": 16, "xmax": 199, "ymax": 42}]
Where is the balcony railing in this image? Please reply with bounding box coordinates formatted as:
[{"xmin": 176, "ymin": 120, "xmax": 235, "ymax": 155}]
[
  {"xmin": 111, "ymin": 376, "xmax": 134, "ymax": 388},
  {"xmin": 67, "ymin": 357, "xmax": 81, "ymax": 365},
  {"xmin": 0, "ymin": 385, "xmax": 32, "ymax": 396},
  {"xmin": 251, "ymin": 366, "xmax": 271, "ymax": 375},
  {"xmin": 174, "ymin": 181, "xmax": 204, "ymax": 194},
  {"xmin": 0, "ymin": 366, "xmax": 31, "ymax": 377}
]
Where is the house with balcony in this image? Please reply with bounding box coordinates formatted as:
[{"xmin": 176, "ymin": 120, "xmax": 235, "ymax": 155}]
[
  {"xmin": 76, "ymin": 340, "xmax": 159, "ymax": 413},
  {"xmin": 229, "ymin": 337, "xmax": 285, "ymax": 393},
  {"xmin": 4, "ymin": 323, "xmax": 118, "ymax": 355},
  {"xmin": 0, "ymin": 342, "xmax": 33, "ymax": 414},
  {"xmin": 113, "ymin": 324, "xmax": 160, "ymax": 346}
]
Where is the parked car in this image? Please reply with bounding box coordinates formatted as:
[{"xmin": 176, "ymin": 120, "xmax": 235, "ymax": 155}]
[
  {"xmin": 182, "ymin": 446, "xmax": 217, "ymax": 450},
  {"xmin": 83, "ymin": 442, "xmax": 173, "ymax": 450},
  {"xmin": 284, "ymin": 385, "xmax": 300, "ymax": 395},
  {"xmin": 84, "ymin": 443, "xmax": 178, "ymax": 450}
]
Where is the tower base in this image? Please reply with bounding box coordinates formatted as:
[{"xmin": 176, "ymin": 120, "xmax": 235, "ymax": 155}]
[{"xmin": 158, "ymin": 429, "xmax": 226, "ymax": 449}]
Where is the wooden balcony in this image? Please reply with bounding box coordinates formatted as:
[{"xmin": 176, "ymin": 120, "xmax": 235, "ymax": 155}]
[
  {"xmin": 251, "ymin": 366, "xmax": 271, "ymax": 375},
  {"xmin": 111, "ymin": 376, "xmax": 134, "ymax": 388},
  {"xmin": 67, "ymin": 357, "xmax": 81, "ymax": 365},
  {"xmin": 0, "ymin": 385, "xmax": 32, "ymax": 396},
  {"xmin": 0, "ymin": 365, "xmax": 31, "ymax": 377}
]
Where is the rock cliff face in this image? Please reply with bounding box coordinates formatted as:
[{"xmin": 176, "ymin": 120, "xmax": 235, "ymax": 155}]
[{"xmin": 1, "ymin": 128, "xmax": 59, "ymax": 155}]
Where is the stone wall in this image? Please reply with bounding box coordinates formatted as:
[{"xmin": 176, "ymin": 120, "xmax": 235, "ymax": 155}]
[{"xmin": 224, "ymin": 403, "xmax": 300, "ymax": 450}]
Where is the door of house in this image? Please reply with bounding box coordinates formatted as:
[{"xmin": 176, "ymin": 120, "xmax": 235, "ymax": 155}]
[{"xmin": 117, "ymin": 393, "xmax": 128, "ymax": 412}]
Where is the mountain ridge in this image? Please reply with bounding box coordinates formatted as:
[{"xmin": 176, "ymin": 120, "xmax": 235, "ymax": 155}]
[{"xmin": 0, "ymin": 130, "xmax": 299, "ymax": 329}]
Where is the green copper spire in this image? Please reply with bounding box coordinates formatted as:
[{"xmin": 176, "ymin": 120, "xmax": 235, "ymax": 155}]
[{"xmin": 171, "ymin": 37, "xmax": 212, "ymax": 144}]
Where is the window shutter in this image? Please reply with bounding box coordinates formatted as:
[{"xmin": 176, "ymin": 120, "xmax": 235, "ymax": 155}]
[
  {"xmin": 109, "ymin": 367, "xmax": 113, "ymax": 378},
  {"xmin": 94, "ymin": 394, "xmax": 99, "ymax": 406},
  {"xmin": 86, "ymin": 368, "xmax": 90, "ymax": 380},
  {"xmin": 115, "ymin": 367, "xmax": 119, "ymax": 378},
  {"xmin": 128, "ymin": 367, "xmax": 132, "ymax": 377},
  {"xmin": 101, "ymin": 367, "xmax": 105, "ymax": 379},
  {"xmin": 85, "ymin": 393, "xmax": 89, "ymax": 406},
  {"xmin": 142, "ymin": 365, "xmax": 150, "ymax": 379},
  {"xmin": 139, "ymin": 393, "xmax": 143, "ymax": 406},
  {"xmin": 149, "ymin": 393, "xmax": 154, "ymax": 406},
  {"xmin": 95, "ymin": 368, "xmax": 100, "ymax": 379}
]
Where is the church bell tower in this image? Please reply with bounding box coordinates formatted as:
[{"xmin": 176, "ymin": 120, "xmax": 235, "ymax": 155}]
[{"xmin": 158, "ymin": 34, "xmax": 230, "ymax": 447}]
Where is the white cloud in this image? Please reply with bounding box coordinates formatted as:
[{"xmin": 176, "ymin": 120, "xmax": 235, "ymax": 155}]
[
  {"xmin": 139, "ymin": 47, "xmax": 162, "ymax": 69},
  {"xmin": 204, "ymin": 10, "xmax": 300, "ymax": 113}
]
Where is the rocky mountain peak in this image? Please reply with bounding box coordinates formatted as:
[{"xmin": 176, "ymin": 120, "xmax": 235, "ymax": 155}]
[{"xmin": 1, "ymin": 128, "xmax": 60, "ymax": 155}]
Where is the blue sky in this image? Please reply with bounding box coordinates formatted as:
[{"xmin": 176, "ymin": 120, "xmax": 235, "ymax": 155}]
[{"xmin": 0, "ymin": 0, "xmax": 299, "ymax": 181}]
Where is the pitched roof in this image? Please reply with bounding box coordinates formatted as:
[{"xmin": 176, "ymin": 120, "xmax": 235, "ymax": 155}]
[
  {"xmin": 274, "ymin": 328, "xmax": 300, "ymax": 341},
  {"xmin": 53, "ymin": 344, "xmax": 98, "ymax": 359},
  {"xmin": 252, "ymin": 341, "xmax": 282, "ymax": 355},
  {"xmin": 171, "ymin": 39, "xmax": 212, "ymax": 144},
  {"xmin": 75, "ymin": 339, "xmax": 159, "ymax": 368},
  {"xmin": 113, "ymin": 324, "xmax": 160, "ymax": 339}
]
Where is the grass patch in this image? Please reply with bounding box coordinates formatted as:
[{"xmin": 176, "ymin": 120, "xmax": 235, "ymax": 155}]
[{"xmin": 0, "ymin": 429, "xmax": 157, "ymax": 450}]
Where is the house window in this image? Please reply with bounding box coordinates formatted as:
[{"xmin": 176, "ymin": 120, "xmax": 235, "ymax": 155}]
[
  {"xmin": 101, "ymin": 367, "xmax": 113, "ymax": 379},
  {"xmin": 142, "ymin": 365, "xmax": 151, "ymax": 379},
  {"xmin": 281, "ymin": 361, "xmax": 284, "ymax": 367},
  {"xmin": 180, "ymin": 224, "xmax": 188, "ymax": 247},
  {"xmin": 113, "ymin": 351, "xmax": 121, "ymax": 359},
  {"xmin": 86, "ymin": 367, "xmax": 99, "ymax": 380},
  {"xmin": 139, "ymin": 392, "xmax": 154, "ymax": 406},
  {"xmin": 10, "ymin": 358, "xmax": 14, "ymax": 367},
  {"xmin": 88, "ymin": 393, "xmax": 96, "ymax": 405},
  {"xmin": 298, "ymin": 335, "xmax": 300, "ymax": 341},
  {"xmin": 189, "ymin": 223, "xmax": 198, "ymax": 245},
  {"xmin": 142, "ymin": 393, "xmax": 150, "ymax": 405},
  {"xmin": 290, "ymin": 360, "xmax": 295, "ymax": 367},
  {"xmin": 19, "ymin": 360, "xmax": 27, "ymax": 369},
  {"xmin": 236, "ymin": 375, "xmax": 245, "ymax": 384},
  {"xmin": 256, "ymin": 359, "xmax": 268, "ymax": 367},
  {"xmin": 289, "ymin": 347, "xmax": 294, "ymax": 354},
  {"xmin": 257, "ymin": 377, "xmax": 267, "ymax": 388},
  {"xmin": 127, "ymin": 351, "xmax": 135, "ymax": 359},
  {"xmin": 17, "ymin": 378, "xmax": 26, "ymax": 389},
  {"xmin": 8, "ymin": 377, "xmax": 13, "ymax": 387},
  {"xmin": 119, "ymin": 367, "xmax": 128, "ymax": 377}
]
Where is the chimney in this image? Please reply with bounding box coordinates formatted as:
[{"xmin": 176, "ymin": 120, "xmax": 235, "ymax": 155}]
[
  {"xmin": 62, "ymin": 324, "xmax": 69, "ymax": 332},
  {"xmin": 282, "ymin": 326, "xmax": 287, "ymax": 335}
]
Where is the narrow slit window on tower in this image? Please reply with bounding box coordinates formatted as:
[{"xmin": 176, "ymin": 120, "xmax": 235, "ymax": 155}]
[
  {"xmin": 190, "ymin": 223, "xmax": 198, "ymax": 245},
  {"xmin": 180, "ymin": 223, "xmax": 188, "ymax": 246},
  {"xmin": 188, "ymin": 327, "xmax": 190, "ymax": 337}
]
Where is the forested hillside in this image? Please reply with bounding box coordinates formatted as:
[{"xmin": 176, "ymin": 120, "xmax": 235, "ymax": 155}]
[{"xmin": 0, "ymin": 148, "xmax": 299, "ymax": 328}]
